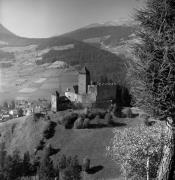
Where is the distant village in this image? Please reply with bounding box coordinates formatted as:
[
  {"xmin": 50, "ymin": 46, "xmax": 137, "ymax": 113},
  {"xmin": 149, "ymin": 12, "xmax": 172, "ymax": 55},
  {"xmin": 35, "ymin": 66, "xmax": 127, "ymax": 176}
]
[{"xmin": 0, "ymin": 97, "xmax": 51, "ymax": 121}]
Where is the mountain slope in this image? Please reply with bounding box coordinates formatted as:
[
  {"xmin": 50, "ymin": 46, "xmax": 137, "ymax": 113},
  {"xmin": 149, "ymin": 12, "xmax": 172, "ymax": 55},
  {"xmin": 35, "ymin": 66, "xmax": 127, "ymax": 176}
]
[
  {"xmin": 0, "ymin": 24, "xmax": 45, "ymax": 47},
  {"xmin": 0, "ymin": 23, "xmax": 137, "ymax": 101},
  {"xmin": 36, "ymin": 38, "xmax": 127, "ymax": 82},
  {"xmin": 63, "ymin": 25, "xmax": 136, "ymax": 47}
]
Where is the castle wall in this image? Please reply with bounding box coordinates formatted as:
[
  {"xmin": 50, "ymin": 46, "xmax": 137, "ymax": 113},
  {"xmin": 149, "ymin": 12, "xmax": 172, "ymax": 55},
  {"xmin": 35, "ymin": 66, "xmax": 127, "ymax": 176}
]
[
  {"xmin": 96, "ymin": 84, "xmax": 117, "ymax": 102},
  {"xmin": 87, "ymin": 85, "xmax": 97, "ymax": 102},
  {"xmin": 65, "ymin": 92, "xmax": 84, "ymax": 103},
  {"xmin": 65, "ymin": 91, "xmax": 96, "ymax": 107}
]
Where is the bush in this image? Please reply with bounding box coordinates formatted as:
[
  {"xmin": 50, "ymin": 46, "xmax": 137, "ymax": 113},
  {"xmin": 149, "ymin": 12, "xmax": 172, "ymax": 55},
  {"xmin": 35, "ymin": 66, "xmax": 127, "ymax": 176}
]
[
  {"xmin": 98, "ymin": 111, "xmax": 106, "ymax": 119},
  {"xmin": 45, "ymin": 144, "xmax": 59, "ymax": 157},
  {"xmin": 143, "ymin": 115, "xmax": 152, "ymax": 126},
  {"xmin": 87, "ymin": 112, "xmax": 96, "ymax": 120},
  {"xmin": 123, "ymin": 107, "xmax": 133, "ymax": 118},
  {"xmin": 82, "ymin": 157, "xmax": 90, "ymax": 172},
  {"xmin": 72, "ymin": 103, "xmax": 83, "ymax": 110},
  {"xmin": 59, "ymin": 155, "xmax": 82, "ymax": 180},
  {"xmin": 114, "ymin": 105, "xmax": 122, "ymax": 117},
  {"xmin": 73, "ymin": 117, "xmax": 84, "ymax": 129},
  {"xmin": 36, "ymin": 138, "xmax": 46, "ymax": 152},
  {"xmin": 43, "ymin": 121, "xmax": 57, "ymax": 139},
  {"xmin": 33, "ymin": 113, "xmax": 45, "ymax": 121},
  {"xmin": 83, "ymin": 118, "xmax": 90, "ymax": 129},
  {"xmin": 80, "ymin": 113, "xmax": 86, "ymax": 119},
  {"xmin": 62, "ymin": 113, "xmax": 78, "ymax": 129},
  {"xmin": 105, "ymin": 113, "xmax": 113, "ymax": 125}
]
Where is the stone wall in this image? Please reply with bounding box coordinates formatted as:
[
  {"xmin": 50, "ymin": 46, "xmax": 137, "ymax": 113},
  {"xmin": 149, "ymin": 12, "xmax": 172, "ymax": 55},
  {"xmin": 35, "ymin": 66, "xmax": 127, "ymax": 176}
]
[{"xmin": 96, "ymin": 84, "xmax": 117, "ymax": 102}]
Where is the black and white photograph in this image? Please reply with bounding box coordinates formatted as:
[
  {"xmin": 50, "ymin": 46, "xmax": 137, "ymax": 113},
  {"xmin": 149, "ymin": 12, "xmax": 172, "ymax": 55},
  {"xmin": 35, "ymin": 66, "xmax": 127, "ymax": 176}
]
[{"xmin": 0, "ymin": 0, "xmax": 175, "ymax": 179}]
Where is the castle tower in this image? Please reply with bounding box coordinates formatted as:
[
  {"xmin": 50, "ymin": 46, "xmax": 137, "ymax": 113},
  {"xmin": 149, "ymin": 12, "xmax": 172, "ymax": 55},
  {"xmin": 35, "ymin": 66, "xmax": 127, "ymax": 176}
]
[{"xmin": 78, "ymin": 66, "xmax": 90, "ymax": 94}]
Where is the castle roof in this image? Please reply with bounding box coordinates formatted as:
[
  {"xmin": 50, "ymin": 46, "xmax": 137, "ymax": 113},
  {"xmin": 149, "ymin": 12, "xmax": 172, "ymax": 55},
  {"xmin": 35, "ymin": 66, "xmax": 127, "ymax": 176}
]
[{"xmin": 79, "ymin": 66, "xmax": 90, "ymax": 74}]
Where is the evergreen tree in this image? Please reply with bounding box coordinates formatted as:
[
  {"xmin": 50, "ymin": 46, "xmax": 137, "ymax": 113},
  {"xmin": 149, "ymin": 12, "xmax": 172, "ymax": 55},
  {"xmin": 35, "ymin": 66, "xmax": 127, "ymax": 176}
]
[
  {"xmin": 3, "ymin": 150, "xmax": 22, "ymax": 180},
  {"xmin": 129, "ymin": 0, "xmax": 175, "ymax": 121},
  {"xmin": 3, "ymin": 101, "xmax": 8, "ymax": 109},
  {"xmin": 38, "ymin": 148, "xmax": 55, "ymax": 180},
  {"xmin": 10, "ymin": 100, "xmax": 15, "ymax": 109},
  {"xmin": 18, "ymin": 108, "xmax": 23, "ymax": 117},
  {"xmin": 22, "ymin": 151, "xmax": 32, "ymax": 177},
  {"xmin": 0, "ymin": 142, "xmax": 7, "ymax": 171},
  {"xmin": 0, "ymin": 143, "xmax": 6, "ymax": 179},
  {"xmin": 59, "ymin": 155, "xmax": 81, "ymax": 180}
]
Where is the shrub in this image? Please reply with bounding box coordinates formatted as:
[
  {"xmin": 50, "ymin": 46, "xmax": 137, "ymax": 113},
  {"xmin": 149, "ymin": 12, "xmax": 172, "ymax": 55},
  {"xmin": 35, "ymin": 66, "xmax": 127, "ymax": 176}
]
[
  {"xmin": 43, "ymin": 121, "xmax": 57, "ymax": 139},
  {"xmin": 82, "ymin": 157, "xmax": 90, "ymax": 172},
  {"xmin": 108, "ymin": 122, "xmax": 167, "ymax": 179},
  {"xmin": 36, "ymin": 138, "xmax": 46, "ymax": 152},
  {"xmin": 33, "ymin": 113, "xmax": 45, "ymax": 121},
  {"xmin": 11, "ymin": 123, "xmax": 16, "ymax": 134},
  {"xmin": 18, "ymin": 108, "xmax": 24, "ymax": 117},
  {"xmin": 98, "ymin": 111, "xmax": 106, "ymax": 119},
  {"xmin": 58, "ymin": 155, "xmax": 67, "ymax": 170},
  {"xmin": 83, "ymin": 118, "xmax": 90, "ymax": 129},
  {"xmin": 72, "ymin": 103, "xmax": 83, "ymax": 110},
  {"xmin": 73, "ymin": 117, "xmax": 84, "ymax": 129},
  {"xmin": 105, "ymin": 113, "xmax": 113, "ymax": 125},
  {"xmin": 114, "ymin": 105, "xmax": 122, "ymax": 117},
  {"xmin": 80, "ymin": 113, "xmax": 86, "ymax": 119},
  {"xmin": 61, "ymin": 113, "xmax": 78, "ymax": 129},
  {"xmin": 87, "ymin": 112, "xmax": 96, "ymax": 120},
  {"xmin": 45, "ymin": 144, "xmax": 59, "ymax": 157},
  {"xmin": 143, "ymin": 115, "xmax": 154, "ymax": 126},
  {"xmin": 59, "ymin": 155, "xmax": 81, "ymax": 180},
  {"xmin": 123, "ymin": 108, "xmax": 133, "ymax": 118}
]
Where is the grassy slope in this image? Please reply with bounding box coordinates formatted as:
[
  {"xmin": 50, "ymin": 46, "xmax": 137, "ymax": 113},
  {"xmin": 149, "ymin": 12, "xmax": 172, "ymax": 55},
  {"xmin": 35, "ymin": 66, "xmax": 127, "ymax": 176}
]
[
  {"xmin": 50, "ymin": 125, "xmax": 120, "ymax": 179},
  {"xmin": 0, "ymin": 116, "xmax": 48, "ymax": 154},
  {"xmin": 0, "ymin": 110, "xmax": 142, "ymax": 180}
]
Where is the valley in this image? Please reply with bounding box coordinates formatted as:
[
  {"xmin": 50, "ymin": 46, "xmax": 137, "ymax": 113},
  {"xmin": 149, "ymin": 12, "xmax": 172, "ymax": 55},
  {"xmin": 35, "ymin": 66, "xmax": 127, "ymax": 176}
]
[{"xmin": 0, "ymin": 22, "xmax": 137, "ymax": 103}]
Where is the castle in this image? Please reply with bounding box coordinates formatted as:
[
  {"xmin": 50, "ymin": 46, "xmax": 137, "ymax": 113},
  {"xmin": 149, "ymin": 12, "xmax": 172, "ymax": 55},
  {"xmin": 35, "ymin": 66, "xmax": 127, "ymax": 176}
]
[{"xmin": 65, "ymin": 66, "xmax": 118, "ymax": 107}]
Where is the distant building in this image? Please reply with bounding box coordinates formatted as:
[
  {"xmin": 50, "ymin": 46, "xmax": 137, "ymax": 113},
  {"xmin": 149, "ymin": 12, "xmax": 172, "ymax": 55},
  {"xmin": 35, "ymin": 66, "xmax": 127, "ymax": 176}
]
[
  {"xmin": 65, "ymin": 66, "xmax": 118, "ymax": 107},
  {"xmin": 9, "ymin": 109, "xmax": 19, "ymax": 118}
]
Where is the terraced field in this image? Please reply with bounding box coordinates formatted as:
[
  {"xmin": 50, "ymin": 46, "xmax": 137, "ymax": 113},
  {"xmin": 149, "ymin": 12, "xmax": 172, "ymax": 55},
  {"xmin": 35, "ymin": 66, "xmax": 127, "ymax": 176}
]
[{"xmin": 0, "ymin": 45, "xmax": 78, "ymax": 103}]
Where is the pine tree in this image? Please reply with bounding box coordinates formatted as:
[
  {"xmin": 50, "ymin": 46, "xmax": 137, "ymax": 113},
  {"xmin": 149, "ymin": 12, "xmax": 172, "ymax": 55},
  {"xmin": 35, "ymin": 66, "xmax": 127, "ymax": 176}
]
[
  {"xmin": 38, "ymin": 148, "xmax": 55, "ymax": 180},
  {"xmin": 0, "ymin": 142, "xmax": 7, "ymax": 172},
  {"xmin": 129, "ymin": 0, "xmax": 175, "ymax": 121},
  {"xmin": 22, "ymin": 151, "xmax": 32, "ymax": 177},
  {"xmin": 10, "ymin": 100, "xmax": 15, "ymax": 109},
  {"xmin": 3, "ymin": 150, "xmax": 22, "ymax": 180},
  {"xmin": 59, "ymin": 155, "xmax": 81, "ymax": 180}
]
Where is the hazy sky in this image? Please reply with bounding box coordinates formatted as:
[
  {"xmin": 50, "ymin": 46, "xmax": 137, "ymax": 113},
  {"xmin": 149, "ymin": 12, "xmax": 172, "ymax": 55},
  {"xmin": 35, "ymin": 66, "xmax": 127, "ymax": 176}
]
[{"xmin": 0, "ymin": 0, "xmax": 144, "ymax": 38}]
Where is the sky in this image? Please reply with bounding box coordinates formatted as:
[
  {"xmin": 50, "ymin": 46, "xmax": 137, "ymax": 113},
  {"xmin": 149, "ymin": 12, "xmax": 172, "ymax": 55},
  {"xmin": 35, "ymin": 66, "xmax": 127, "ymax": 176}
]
[{"xmin": 0, "ymin": 0, "xmax": 144, "ymax": 38}]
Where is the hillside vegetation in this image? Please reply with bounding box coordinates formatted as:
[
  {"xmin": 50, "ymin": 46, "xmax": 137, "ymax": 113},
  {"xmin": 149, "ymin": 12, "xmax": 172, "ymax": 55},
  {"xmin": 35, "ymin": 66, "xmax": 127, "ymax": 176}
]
[
  {"xmin": 0, "ymin": 116, "xmax": 48, "ymax": 155},
  {"xmin": 64, "ymin": 26, "xmax": 136, "ymax": 47},
  {"xmin": 37, "ymin": 39, "xmax": 127, "ymax": 82},
  {"xmin": 0, "ymin": 108, "xmax": 146, "ymax": 180}
]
